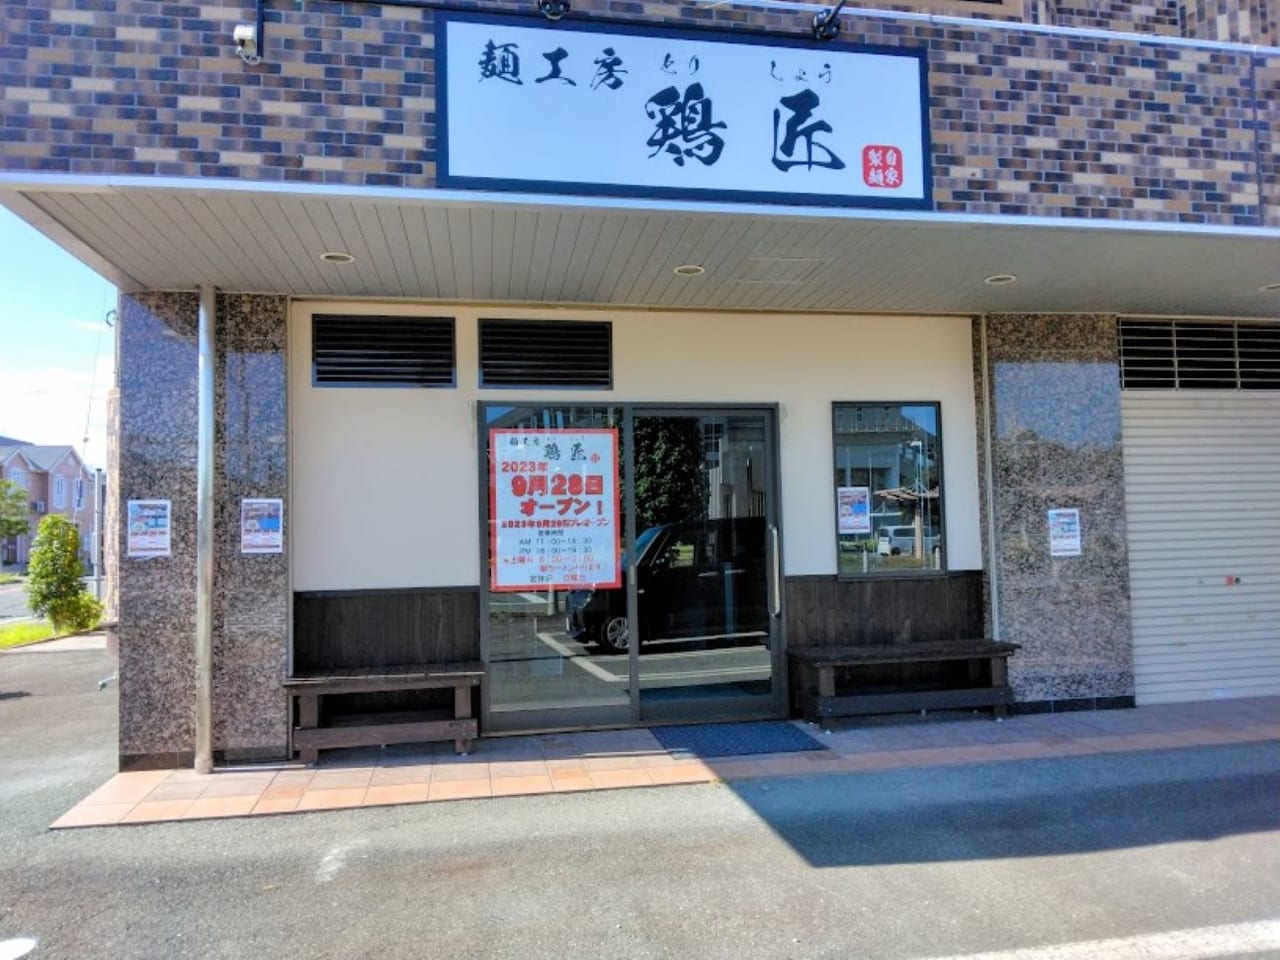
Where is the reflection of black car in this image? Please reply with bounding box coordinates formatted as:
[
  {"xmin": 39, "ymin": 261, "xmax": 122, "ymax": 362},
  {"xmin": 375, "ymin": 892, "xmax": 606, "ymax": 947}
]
[{"xmin": 567, "ymin": 517, "xmax": 769, "ymax": 653}]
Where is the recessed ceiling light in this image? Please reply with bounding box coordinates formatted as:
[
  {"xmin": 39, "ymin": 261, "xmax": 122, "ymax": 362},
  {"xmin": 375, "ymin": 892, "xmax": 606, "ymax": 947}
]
[
  {"xmin": 320, "ymin": 251, "xmax": 355, "ymax": 265},
  {"xmin": 1259, "ymin": 282, "xmax": 1280, "ymax": 293},
  {"xmin": 673, "ymin": 263, "xmax": 706, "ymax": 277},
  {"xmin": 983, "ymin": 273, "xmax": 1017, "ymax": 286}
]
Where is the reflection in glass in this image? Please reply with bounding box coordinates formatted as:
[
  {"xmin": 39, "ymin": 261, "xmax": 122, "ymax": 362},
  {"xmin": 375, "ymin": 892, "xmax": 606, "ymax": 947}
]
[
  {"xmin": 833, "ymin": 402, "xmax": 944, "ymax": 576},
  {"xmin": 632, "ymin": 414, "xmax": 776, "ymax": 719},
  {"xmin": 484, "ymin": 406, "xmax": 781, "ymax": 731}
]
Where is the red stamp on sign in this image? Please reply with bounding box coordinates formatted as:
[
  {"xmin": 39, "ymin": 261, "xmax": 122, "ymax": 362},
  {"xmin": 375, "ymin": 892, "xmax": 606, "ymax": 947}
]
[{"xmin": 862, "ymin": 145, "xmax": 903, "ymax": 189}]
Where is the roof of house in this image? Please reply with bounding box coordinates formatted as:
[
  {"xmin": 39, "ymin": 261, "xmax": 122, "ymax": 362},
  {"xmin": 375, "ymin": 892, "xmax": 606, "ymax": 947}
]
[
  {"xmin": 0, "ymin": 444, "xmax": 86, "ymax": 474},
  {"xmin": 0, "ymin": 435, "xmax": 31, "ymax": 446},
  {"xmin": 17, "ymin": 445, "xmax": 79, "ymax": 471}
]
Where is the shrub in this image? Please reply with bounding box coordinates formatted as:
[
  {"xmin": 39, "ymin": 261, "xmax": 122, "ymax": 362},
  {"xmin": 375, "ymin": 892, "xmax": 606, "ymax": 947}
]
[{"xmin": 26, "ymin": 514, "xmax": 102, "ymax": 635}]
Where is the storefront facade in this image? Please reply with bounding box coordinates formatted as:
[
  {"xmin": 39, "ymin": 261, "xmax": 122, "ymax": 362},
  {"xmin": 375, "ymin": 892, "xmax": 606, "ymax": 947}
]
[{"xmin": 1, "ymin": 0, "xmax": 1277, "ymax": 768}]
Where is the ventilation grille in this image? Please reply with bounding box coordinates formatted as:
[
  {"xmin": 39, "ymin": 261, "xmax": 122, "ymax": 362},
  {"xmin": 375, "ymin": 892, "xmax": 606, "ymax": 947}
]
[
  {"xmin": 312, "ymin": 315, "xmax": 455, "ymax": 388},
  {"xmin": 479, "ymin": 319, "xmax": 612, "ymax": 388},
  {"xmin": 1119, "ymin": 320, "xmax": 1280, "ymax": 390}
]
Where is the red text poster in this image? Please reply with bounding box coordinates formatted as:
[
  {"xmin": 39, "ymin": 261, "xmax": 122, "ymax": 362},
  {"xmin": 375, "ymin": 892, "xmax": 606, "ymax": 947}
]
[{"xmin": 489, "ymin": 428, "xmax": 621, "ymax": 591}]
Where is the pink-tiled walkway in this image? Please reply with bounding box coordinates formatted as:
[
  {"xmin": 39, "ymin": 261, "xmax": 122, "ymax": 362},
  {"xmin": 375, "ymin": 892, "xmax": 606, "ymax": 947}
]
[{"xmin": 52, "ymin": 697, "xmax": 1280, "ymax": 829}]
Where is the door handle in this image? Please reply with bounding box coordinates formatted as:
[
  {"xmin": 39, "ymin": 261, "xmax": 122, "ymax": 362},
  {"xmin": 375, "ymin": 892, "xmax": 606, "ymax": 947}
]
[
  {"xmin": 768, "ymin": 524, "xmax": 781, "ymax": 618},
  {"xmin": 697, "ymin": 571, "xmax": 720, "ymax": 579},
  {"xmin": 723, "ymin": 568, "xmax": 744, "ymax": 575}
]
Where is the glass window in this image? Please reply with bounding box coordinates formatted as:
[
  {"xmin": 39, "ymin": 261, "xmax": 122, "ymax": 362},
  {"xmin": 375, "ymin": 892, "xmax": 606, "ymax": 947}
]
[
  {"xmin": 9, "ymin": 468, "xmax": 26, "ymax": 489},
  {"xmin": 833, "ymin": 402, "xmax": 944, "ymax": 577},
  {"xmin": 53, "ymin": 476, "xmax": 66, "ymax": 508}
]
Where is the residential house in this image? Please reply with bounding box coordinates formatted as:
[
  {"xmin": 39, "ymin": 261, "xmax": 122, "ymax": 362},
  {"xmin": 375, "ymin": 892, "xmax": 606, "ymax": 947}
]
[{"xmin": 0, "ymin": 440, "xmax": 97, "ymax": 569}]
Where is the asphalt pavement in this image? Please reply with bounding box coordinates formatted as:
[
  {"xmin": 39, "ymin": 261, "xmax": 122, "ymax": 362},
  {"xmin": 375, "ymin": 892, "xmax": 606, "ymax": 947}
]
[
  {"xmin": 0, "ymin": 583, "xmax": 32, "ymax": 621},
  {"xmin": 1, "ymin": 646, "xmax": 1278, "ymax": 960}
]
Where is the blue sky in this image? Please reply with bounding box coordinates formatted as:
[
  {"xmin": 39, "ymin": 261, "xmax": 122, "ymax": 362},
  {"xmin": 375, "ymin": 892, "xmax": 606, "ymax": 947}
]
[{"xmin": 0, "ymin": 206, "xmax": 116, "ymax": 470}]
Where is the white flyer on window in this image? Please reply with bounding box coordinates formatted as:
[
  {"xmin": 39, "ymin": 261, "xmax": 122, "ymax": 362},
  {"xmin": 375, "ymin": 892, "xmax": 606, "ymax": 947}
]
[
  {"xmin": 127, "ymin": 499, "xmax": 171, "ymax": 558},
  {"xmin": 836, "ymin": 486, "xmax": 871, "ymax": 535},
  {"xmin": 490, "ymin": 428, "xmax": 621, "ymax": 591},
  {"xmin": 1048, "ymin": 507, "xmax": 1082, "ymax": 557}
]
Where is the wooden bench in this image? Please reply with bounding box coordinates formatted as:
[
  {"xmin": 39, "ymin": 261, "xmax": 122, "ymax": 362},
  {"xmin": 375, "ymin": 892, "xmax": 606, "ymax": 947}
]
[
  {"xmin": 789, "ymin": 640, "xmax": 1019, "ymax": 728},
  {"xmin": 283, "ymin": 662, "xmax": 484, "ymax": 764}
]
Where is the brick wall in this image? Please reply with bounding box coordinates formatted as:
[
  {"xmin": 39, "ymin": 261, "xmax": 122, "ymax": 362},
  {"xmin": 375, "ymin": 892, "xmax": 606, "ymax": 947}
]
[
  {"xmin": 1182, "ymin": 0, "xmax": 1274, "ymax": 42},
  {"xmin": 0, "ymin": 0, "xmax": 1275, "ymax": 225},
  {"xmin": 1053, "ymin": 0, "xmax": 1181, "ymax": 35}
]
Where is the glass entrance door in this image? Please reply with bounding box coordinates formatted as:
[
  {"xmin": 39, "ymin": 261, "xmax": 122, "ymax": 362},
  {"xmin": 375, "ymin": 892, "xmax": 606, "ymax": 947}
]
[
  {"xmin": 481, "ymin": 404, "xmax": 784, "ymax": 733},
  {"xmin": 631, "ymin": 410, "xmax": 783, "ymax": 723}
]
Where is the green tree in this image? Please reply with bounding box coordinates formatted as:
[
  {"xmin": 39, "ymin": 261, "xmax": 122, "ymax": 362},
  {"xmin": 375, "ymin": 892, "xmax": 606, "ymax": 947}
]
[
  {"xmin": 26, "ymin": 514, "xmax": 102, "ymax": 634},
  {"xmin": 0, "ymin": 479, "xmax": 28, "ymax": 541},
  {"xmin": 634, "ymin": 417, "xmax": 707, "ymax": 531}
]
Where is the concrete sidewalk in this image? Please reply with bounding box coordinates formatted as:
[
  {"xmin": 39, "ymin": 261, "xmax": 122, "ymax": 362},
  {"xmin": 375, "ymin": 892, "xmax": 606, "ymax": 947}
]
[{"xmin": 50, "ymin": 695, "xmax": 1280, "ymax": 829}]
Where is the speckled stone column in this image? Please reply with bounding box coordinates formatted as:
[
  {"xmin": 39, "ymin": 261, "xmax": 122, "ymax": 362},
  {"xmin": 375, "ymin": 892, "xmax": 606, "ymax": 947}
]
[
  {"xmin": 116, "ymin": 292, "xmax": 290, "ymax": 769},
  {"xmin": 212, "ymin": 294, "xmax": 289, "ymax": 762},
  {"xmin": 117, "ymin": 293, "xmax": 200, "ymax": 768},
  {"xmin": 977, "ymin": 315, "xmax": 1135, "ymax": 710}
]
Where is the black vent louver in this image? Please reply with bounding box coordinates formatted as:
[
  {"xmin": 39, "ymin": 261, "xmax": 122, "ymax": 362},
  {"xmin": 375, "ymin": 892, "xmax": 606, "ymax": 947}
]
[
  {"xmin": 312, "ymin": 315, "xmax": 455, "ymax": 387},
  {"xmin": 479, "ymin": 319, "xmax": 612, "ymax": 388},
  {"xmin": 1119, "ymin": 319, "xmax": 1280, "ymax": 390}
]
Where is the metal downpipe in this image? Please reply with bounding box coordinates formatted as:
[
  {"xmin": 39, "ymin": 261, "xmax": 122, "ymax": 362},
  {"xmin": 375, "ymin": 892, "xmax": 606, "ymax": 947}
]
[
  {"xmin": 195, "ymin": 285, "xmax": 216, "ymax": 774},
  {"xmin": 979, "ymin": 315, "xmax": 1001, "ymax": 643}
]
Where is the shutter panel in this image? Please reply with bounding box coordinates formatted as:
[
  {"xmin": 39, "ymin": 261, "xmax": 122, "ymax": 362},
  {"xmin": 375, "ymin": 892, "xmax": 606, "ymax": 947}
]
[
  {"xmin": 312, "ymin": 315, "xmax": 455, "ymax": 387},
  {"xmin": 1122, "ymin": 391, "xmax": 1280, "ymax": 704}
]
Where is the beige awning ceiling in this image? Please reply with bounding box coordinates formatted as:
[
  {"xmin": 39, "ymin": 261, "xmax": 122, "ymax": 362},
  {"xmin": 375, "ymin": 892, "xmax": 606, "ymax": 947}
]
[{"xmin": 2, "ymin": 177, "xmax": 1278, "ymax": 319}]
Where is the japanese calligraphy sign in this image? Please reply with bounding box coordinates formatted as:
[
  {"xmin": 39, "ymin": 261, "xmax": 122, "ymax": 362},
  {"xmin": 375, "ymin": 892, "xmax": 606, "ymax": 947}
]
[
  {"xmin": 438, "ymin": 13, "xmax": 931, "ymax": 209},
  {"xmin": 489, "ymin": 428, "xmax": 621, "ymax": 591}
]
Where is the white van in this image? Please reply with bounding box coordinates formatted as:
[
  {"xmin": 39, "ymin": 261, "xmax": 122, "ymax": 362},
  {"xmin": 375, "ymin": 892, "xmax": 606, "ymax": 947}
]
[{"xmin": 876, "ymin": 525, "xmax": 940, "ymax": 557}]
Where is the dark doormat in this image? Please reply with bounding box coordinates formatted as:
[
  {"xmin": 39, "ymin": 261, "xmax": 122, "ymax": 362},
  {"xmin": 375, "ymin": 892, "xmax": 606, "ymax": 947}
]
[{"xmin": 651, "ymin": 721, "xmax": 827, "ymax": 759}]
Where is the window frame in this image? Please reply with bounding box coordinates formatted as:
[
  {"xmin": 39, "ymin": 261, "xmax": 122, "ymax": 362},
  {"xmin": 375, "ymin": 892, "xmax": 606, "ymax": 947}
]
[
  {"xmin": 831, "ymin": 400, "xmax": 946, "ymax": 580},
  {"xmin": 53, "ymin": 475, "xmax": 67, "ymax": 509}
]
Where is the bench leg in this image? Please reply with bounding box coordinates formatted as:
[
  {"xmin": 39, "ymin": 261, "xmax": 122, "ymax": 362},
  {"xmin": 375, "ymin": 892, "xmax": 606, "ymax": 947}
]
[
  {"xmin": 454, "ymin": 683, "xmax": 473, "ymax": 755},
  {"xmin": 816, "ymin": 665, "xmax": 836, "ymax": 730},
  {"xmin": 297, "ymin": 693, "xmax": 320, "ymax": 764},
  {"xmin": 991, "ymin": 657, "xmax": 1008, "ymax": 719}
]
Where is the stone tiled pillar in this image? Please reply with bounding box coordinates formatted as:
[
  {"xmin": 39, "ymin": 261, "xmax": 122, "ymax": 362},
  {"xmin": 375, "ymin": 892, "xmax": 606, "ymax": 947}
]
[
  {"xmin": 117, "ymin": 293, "xmax": 200, "ymax": 768},
  {"xmin": 212, "ymin": 294, "xmax": 289, "ymax": 762},
  {"xmin": 975, "ymin": 315, "xmax": 1135, "ymax": 709},
  {"xmin": 116, "ymin": 292, "xmax": 289, "ymax": 770}
]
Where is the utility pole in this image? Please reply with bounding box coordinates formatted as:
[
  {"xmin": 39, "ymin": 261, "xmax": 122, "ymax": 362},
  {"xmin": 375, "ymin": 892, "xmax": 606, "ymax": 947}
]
[{"xmin": 92, "ymin": 467, "xmax": 104, "ymax": 600}]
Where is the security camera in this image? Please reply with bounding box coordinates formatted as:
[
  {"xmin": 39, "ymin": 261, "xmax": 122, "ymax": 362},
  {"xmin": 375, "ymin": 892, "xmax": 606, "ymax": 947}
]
[{"xmin": 233, "ymin": 23, "xmax": 259, "ymax": 64}]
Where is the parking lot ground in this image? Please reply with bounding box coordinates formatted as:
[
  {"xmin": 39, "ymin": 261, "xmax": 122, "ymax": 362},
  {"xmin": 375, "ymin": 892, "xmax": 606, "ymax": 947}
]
[{"xmin": 3, "ymin": 644, "xmax": 1279, "ymax": 960}]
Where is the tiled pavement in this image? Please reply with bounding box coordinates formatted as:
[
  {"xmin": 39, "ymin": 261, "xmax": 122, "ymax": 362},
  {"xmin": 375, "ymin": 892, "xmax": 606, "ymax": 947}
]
[{"xmin": 51, "ymin": 697, "xmax": 1280, "ymax": 829}]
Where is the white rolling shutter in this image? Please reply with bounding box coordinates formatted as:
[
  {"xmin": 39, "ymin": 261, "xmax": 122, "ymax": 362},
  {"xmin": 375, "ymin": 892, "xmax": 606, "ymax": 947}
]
[{"xmin": 1122, "ymin": 392, "xmax": 1280, "ymax": 704}]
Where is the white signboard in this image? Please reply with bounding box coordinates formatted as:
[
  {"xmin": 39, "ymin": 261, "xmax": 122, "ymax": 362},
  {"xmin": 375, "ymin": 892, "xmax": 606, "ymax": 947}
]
[
  {"xmin": 439, "ymin": 13, "xmax": 931, "ymax": 209},
  {"xmin": 240, "ymin": 498, "xmax": 284, "ymax": 554},
  {"xmin": 1048, "ymin": 508, "xmax": 1082, "ymax": 557},
  {"xmin": 126, "ymin": 499, "xmax": 171, "ymax": 558},
  {"xmin": 490, "ymin": 428, "xmax": 621, "ymax": 591},
  {"xmin": 836, "ymin": 486, "xmax": 871, "ymax": 535}
]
